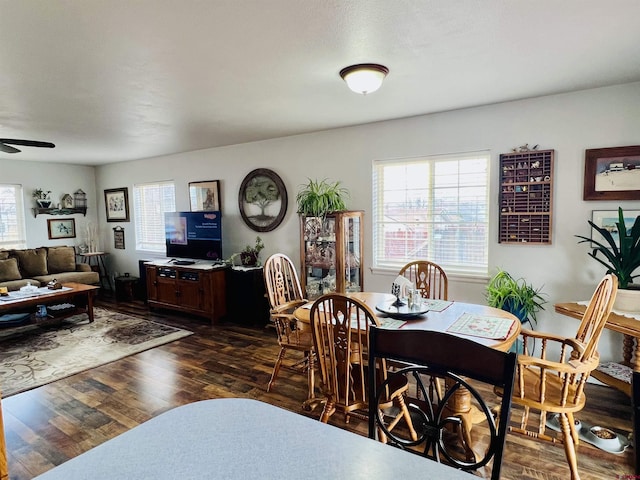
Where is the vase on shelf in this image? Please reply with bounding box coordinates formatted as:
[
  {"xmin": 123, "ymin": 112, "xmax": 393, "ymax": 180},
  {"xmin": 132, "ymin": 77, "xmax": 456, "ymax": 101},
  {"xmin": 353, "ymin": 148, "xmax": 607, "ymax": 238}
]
[{"xmin": 37, "ymin": 199, "xmax": 52, "ymax": 208}]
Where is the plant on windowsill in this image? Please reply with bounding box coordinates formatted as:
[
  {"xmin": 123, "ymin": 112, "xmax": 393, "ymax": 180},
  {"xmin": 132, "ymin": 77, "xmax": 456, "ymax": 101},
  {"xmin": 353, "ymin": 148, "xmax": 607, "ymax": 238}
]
[
  {"xmin": 575, "ymin": 207, "xmax": 640, "ymax": 312},
  {"xmin": 486, "ymin": 269, "xmax": 547, "ymax": 327}
]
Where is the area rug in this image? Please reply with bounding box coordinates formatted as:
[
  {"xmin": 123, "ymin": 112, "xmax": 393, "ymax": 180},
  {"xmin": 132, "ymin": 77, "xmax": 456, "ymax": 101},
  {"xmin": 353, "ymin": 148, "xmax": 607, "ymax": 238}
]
[{"xmin": 0, "ymin": 308, "xmax": 193, "ymax": 397}]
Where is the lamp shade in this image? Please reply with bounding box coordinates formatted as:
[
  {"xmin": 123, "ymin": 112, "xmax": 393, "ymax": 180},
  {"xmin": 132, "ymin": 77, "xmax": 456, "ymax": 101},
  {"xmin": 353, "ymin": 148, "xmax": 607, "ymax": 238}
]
[{"xmin": 339, "ymin": 63, "xmax": 389, "ymax": 95}]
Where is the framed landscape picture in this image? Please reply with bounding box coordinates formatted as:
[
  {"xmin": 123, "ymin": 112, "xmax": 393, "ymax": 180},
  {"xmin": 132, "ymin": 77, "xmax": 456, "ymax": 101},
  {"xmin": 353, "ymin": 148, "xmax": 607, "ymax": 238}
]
[
  {"xmin": 189, "ymin": 180, "xmax": 221, "ymax": 211},
  {"xmin": 591, "ymin": 209, "xmax": 640, "ymax": 247},
  {"xmin": 104, "ymin": 187, "xmax": 130, "ymax": 222},
  {"xmin": 583, "ymin": 145, "xmax": 640, "ymax": 200},
  {"xmin": 47, "ymin": 218, "xmax": 76, "ymax": 240}
]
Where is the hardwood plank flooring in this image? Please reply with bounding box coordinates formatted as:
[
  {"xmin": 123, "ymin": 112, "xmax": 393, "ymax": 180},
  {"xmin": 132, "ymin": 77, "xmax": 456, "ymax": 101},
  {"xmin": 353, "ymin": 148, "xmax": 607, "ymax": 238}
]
[{"xmin": 1, "ymin": 294, "xmax": 635, "ymax": 479}]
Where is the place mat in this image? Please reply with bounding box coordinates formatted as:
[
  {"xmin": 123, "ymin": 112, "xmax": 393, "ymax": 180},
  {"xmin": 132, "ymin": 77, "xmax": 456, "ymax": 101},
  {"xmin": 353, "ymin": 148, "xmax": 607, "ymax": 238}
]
[
  {"xmin": 577, "ymin": 300, "xmax": 640, "ymax": 320},
  {"xmin": 422, "ymin": 299, "xmax": 453, "ymax": 312},
  {"xmin": 447, "ymin": 312, "xmax": 516, "ymax": 340},
  {"xmin": 379, "ymin": 318, "xmax": 406, "ymax": 330}
]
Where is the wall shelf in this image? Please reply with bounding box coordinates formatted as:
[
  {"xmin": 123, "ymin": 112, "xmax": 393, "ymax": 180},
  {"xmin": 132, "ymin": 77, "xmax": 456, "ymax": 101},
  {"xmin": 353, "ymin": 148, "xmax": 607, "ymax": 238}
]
[
  {"xmin": 32, "ymin": 207, "xmax": 88, "ymax": 217},
  {"xmin": 498, "ymin": 149, "xmax": 554, "ymax": 244}
]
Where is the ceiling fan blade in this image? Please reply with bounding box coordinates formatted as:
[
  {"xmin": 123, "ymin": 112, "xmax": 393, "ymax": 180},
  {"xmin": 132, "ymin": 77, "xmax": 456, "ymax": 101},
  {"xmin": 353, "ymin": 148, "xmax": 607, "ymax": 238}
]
[
  {"xmin": 0, "ymin": 139, "xmax": 55, "ymax": 148},
  {"xmin": 0, "ymin": 143, "xmax": 21, "ymax": 154}
]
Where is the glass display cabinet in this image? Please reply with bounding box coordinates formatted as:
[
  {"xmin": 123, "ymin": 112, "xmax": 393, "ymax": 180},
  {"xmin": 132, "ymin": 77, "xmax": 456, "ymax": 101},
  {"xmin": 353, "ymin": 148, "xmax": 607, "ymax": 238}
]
[{"xmin": 299, "ymin": 210, "xmax": 364, "ymax": 300}]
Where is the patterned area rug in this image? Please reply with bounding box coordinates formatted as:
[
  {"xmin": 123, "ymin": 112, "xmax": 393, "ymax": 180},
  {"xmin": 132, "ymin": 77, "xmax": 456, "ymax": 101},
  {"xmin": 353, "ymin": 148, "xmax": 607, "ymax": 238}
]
[{"xmin": 0, "ymin": 308, "xmax": 193, "ymax": 397}]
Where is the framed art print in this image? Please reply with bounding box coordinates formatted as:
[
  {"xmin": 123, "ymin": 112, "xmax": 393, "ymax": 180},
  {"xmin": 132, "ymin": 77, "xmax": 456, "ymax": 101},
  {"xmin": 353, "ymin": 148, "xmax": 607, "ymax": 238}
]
[
  {"xmin": 104, "ymin": 187, "xmax": 130, "ymax": 222},
  {"xmin": 47, "ymin": 218, "xmax": 76, "ymax": 239},
  {"xmin": 189, "ymin": 180, "xmax": 221, "ymax": 211},
  {"xmin": 583, "ymin": 145, "xmax": 640, "ymax": 200}
]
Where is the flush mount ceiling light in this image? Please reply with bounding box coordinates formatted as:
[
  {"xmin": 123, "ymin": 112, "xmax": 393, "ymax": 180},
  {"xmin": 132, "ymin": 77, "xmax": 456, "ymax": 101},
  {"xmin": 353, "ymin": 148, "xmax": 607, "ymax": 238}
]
[{"xmin": 339, "ymin": 63, "xmax": 389, "ymax": 95}]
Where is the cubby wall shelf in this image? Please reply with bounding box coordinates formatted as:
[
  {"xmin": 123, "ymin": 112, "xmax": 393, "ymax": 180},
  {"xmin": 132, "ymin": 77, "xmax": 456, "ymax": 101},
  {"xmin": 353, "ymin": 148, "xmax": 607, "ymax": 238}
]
[
  {"xmin": 32, "ymin": 207, "xmax": 88, "ymax": 217},
  {"xmin": 499, "ymin": 149, "xmax": 554, "ymax": 244}
]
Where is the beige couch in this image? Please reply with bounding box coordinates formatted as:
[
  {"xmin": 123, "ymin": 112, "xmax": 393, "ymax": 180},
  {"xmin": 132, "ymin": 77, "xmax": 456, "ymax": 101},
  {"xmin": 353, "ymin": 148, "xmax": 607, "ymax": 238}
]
[{"xmin": 0, "ymin": 246, "xmax": 100, "ymax": 291}]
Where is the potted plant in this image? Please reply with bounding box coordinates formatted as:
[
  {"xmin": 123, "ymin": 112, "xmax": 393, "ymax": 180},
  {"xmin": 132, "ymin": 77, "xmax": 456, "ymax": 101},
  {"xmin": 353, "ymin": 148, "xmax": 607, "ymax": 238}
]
[
  {"xmin": 33, "ymin": 188, "xmax": 52, "ymax": 208},
  {"xmin": 576, "ymin": 207, "xmax": 640, "ymax": 312},
  {"xmin": 229, "ymin": 236, "xmax": 265, "ymax": 267},
  {"xmin": 296, "ymin": 178, "xmax": 349, "ymax": 218},
  {"xmin": 486, "ymin": 269, "xmax": 547, "ymax": 326}
]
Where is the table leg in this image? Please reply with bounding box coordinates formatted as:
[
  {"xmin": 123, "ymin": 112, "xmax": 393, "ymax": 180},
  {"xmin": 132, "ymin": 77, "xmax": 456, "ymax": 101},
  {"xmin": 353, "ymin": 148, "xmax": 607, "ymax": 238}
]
[
  {"xmin": 623, "ymin": 335, "xmax": 635, "ymax": 367},
  {"xmin": 86, "ymin": 290, "xmax": 96, "ymax": 323}
]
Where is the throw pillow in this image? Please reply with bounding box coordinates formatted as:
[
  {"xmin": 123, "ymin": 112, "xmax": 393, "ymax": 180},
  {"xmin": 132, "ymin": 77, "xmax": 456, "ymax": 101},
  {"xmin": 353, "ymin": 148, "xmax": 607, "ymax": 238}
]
[
  {"xmin": 0, "ymin": 250, "xmax": 9, "ymax": 260},
  {"xmin": 12, "ymin": 248, "xmax": 48, "ymax": 277},
  {"xmin": 47, "ymin": 246, "xmax": 77, "ymax": 274},
  {"xmin": 0, "ymin": 258, "xmax": 22, "ymax": 282}
]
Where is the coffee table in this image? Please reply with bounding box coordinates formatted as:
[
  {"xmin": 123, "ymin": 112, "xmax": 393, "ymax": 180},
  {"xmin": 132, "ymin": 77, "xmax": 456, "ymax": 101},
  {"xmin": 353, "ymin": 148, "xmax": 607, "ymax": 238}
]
[{"xmin": 0, "ymin": 283, "xmax": 100, "ymax": 325}]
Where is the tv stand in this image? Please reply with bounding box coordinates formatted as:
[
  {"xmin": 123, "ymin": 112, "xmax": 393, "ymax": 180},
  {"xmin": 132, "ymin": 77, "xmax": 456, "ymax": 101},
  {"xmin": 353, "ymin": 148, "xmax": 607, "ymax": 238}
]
[{"xmin": 145, "ymin": 261, "xmax": 228, "ymax": 324}]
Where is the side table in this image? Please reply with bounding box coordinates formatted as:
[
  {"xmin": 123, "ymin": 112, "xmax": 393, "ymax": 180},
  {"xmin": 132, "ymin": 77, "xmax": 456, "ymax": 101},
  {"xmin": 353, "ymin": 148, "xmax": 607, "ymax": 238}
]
[
  {"xmin": 115, "ymin": 275, "xmax": 139, "ymax": 301},
  {"xmin": 78, "ymin": 252, "xmax": 111, "ymax": 290},
  {"xmin": 226, "ymin": 266, "xmax": 269, "ymax": 325}
]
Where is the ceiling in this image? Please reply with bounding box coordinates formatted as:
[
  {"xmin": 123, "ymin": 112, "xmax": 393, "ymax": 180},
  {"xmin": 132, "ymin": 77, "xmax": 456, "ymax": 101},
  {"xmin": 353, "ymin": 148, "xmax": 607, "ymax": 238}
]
[{"xmin": 2, "ymin": 1, "xmax": 640, "ymax": 166}]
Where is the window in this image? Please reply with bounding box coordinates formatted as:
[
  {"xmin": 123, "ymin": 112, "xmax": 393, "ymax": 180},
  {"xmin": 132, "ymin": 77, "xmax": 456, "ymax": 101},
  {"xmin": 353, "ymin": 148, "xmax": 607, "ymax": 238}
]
[
  {"xmin": 372, "ymin": 151, "xmax": 490, "ymax": 277},
  {"xmin": 133, "ymin": 181, "xmax": 176, "ymax": 253},
  {"xmin": 0, "ymin": 184, "xmax": 27, "ymax": 249}
]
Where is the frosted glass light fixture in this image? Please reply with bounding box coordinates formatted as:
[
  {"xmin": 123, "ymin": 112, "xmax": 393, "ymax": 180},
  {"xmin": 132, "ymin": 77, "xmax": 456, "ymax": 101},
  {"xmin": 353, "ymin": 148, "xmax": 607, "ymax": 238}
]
[{"xmin": 339, "ymin": 63, "xmax": 389, "ymax": 95}]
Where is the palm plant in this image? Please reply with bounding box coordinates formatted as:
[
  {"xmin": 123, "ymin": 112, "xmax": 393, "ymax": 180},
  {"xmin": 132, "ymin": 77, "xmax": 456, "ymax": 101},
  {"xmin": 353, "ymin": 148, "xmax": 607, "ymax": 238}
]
[
  {"xmin": 486, "ymin": 270, "xmax": 546, "ymax": 325},
  {"xmin": 575, "ymin": 207, "xmax": 640, "ymax": 289}
]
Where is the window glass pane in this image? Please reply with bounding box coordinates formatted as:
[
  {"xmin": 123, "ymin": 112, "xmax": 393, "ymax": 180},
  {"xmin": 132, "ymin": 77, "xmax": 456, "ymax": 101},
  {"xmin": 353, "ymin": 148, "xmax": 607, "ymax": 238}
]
[
  {"xmin": 373, "ymin": 152, "xmax": 489, "ymax": 276},
  {"xmin": 133, "ymin": 182, "xmax": 176, "ymax": 252},
  {"xmin": 0, "ymin": 184, "xmax": 27, "ymax": 249}
]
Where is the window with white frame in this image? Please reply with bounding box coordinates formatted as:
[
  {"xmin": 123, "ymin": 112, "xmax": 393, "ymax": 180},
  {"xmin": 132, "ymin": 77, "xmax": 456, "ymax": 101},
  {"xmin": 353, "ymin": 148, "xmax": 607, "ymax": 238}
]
[
  {"xmin": 0, "ymin": 184, "xmax": 27, "ymax": 249},
  {"xmin": 133, "ymin": 181, "xmax": 176, "ymax": 253},
  {"xmin": 372, "ymin": 151, "xmax": 490, "ymax": 277}
]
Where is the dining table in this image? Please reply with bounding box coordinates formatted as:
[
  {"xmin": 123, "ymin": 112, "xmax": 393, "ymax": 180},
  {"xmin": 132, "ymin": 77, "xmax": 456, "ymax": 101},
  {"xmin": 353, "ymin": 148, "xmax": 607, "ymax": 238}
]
[
  {"xmin": 33, "ymin": 398, "xmax": 477, "ymax": 480},
  {"xmin": 294, "ymin": 291, "xmax": 521, "ymax": 456}
]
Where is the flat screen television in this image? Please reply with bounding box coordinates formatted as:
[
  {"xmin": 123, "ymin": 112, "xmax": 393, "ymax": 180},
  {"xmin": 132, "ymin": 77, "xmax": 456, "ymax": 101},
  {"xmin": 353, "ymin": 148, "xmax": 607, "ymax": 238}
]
[{"xmin": 164, "ymin": 211, "xmax": 222, "ymax": 261}]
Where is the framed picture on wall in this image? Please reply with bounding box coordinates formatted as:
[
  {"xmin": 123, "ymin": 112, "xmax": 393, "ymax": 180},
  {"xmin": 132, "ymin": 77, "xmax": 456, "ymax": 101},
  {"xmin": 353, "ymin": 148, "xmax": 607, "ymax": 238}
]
[
  {"xmin": 189, "ymin": 180, "xmax": 221, "ymax": 211},
  {"xmin": 591, "ymin": 209, "xmax": 640, "ymax": 248},
  {"xmin": 583, "ymin": 145, "xmax": 640, "ymax": 200},
  {"xmin": 238, "ymin": 168, "xmax": 288, "ymax": 232},
  {"xmin": 47, "ymin": 218, "xmax": 76, "ymax": 240},
  {"xmin": 104, "ymin": 187, "xmax": 130, "ymax": 222}
]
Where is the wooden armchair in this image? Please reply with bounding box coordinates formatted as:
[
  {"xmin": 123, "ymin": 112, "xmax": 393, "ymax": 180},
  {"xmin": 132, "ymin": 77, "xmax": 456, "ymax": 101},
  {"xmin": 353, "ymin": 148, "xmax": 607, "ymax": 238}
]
[
  {"xmin": 368, "ymin": 327, "xmax": 516, "ymax": 480},
  {"xmin": 399, "ymin": 260, "xmax": 448, "ymax": 300},
  {"xmin": 263, "ymin": 254, "xmax": 314, "ymax": 402},
  {"xmin": 310, "ymin": 293, "xmax": 415, "ymax": 439},
  {"xmin": 502, "ymin": 274, "xmax": 618, "ymax": 480}
]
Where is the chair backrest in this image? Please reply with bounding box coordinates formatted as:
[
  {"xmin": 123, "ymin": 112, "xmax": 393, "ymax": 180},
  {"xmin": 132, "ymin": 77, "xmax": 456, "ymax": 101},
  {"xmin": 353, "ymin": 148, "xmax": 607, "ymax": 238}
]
[
  {"xmin": 310, "ymin": 294, "xmax": 380, "ymax": 415},
  {"xmin": 368, "ymin": 327, "xmax": 516, "ymax": 480},
  {"xmin": 573, "ymin": 273, "xmax": 618, "ymax": 362},
  {"xmin": 399, "ymin": 260, "xmax": 448, "ymax": 300},
  {"xmin": 263, "ymin": 253, "xmax": 305, "ymax": 311}
]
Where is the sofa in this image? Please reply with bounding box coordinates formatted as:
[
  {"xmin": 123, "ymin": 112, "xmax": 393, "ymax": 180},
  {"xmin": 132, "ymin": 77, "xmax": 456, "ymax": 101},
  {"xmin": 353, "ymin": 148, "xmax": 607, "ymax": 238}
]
[{"xmin": 0, "ymin": 246, "xmax": 100, "ymax": 291}]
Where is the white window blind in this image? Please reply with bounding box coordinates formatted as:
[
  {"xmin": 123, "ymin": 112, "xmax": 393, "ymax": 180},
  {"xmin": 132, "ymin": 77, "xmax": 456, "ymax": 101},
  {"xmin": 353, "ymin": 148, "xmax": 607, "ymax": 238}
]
[
  {"xmin": 133, "ymin": 181, "xmax": 176, "ymax": 253},
  {"xmin": 0, "ymin": 184, "xmax": 27, "ymax": 249},
  {"xmin": 372, "ymin": 151, "xmax": 490, "ymax": 276}
]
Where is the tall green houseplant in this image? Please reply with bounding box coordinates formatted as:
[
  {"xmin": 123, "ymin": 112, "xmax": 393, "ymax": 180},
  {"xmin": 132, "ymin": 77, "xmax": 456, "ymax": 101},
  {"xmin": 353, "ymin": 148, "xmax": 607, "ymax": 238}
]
[{"xmin": 575, "ymin": 207, "xmax": 640, "ymax": 289}]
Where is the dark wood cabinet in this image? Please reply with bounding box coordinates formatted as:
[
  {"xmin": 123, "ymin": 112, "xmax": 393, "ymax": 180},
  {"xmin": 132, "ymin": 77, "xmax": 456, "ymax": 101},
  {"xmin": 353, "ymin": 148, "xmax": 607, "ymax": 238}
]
[
  {"xmin": 145, "ymin": 262, "xmax": 227, "ymax": 324},
  {"xmin": 226, "ymin": 266, "xmax": 269, "ymax": 326}
]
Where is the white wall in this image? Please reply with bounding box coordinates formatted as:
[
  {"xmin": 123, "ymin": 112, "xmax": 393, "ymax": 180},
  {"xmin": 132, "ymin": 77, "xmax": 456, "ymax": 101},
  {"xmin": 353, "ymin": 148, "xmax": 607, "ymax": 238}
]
[
  {"xmin": 92, "ymin": 82, "xmax": 640, "ymax": 361},
  {"xmin": 4, "ymin": 161, "xmax": 98, "ymax": 248}
]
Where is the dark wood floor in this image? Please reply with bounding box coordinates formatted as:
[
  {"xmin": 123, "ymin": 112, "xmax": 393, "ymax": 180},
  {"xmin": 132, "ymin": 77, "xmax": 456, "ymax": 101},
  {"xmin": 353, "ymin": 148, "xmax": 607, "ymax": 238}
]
[{"xmin": 1, "ymin": 294, "xmax": 635, "ymax": 479}]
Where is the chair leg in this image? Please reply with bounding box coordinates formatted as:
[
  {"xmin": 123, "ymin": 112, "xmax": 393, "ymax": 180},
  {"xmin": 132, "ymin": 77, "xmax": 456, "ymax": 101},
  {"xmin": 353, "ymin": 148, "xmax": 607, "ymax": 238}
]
[
  {"xmin": 320, "ymin": 395, "xmax": 336, "ymax": 423},
  {"xmin": 267, "ymin": 346, "xmax": 287, "ymax": 392},
  {"xmin": 559, "ymin": 413, "xmax": 581, "ymax": 480},
  {"xmin": 306, "ymin": 350, "xmax": 315, "ymax": 400}
]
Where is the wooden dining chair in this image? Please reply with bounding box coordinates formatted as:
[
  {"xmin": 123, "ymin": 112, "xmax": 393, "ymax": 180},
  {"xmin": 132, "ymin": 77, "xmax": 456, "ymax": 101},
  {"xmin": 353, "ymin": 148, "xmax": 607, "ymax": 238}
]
[
  {"xmin": 263, "ymin": 253, "xmax": 315, "ymax": 402},
  {"xmin": 399, "ymin": 260, "xmax": 448, "ymax": 300},
  {"xmin": 368, "ymin": 327, "xmax": 516, "ymax": 480},
  {"xmin": 310, "ymin": 293, "xmax": 416, "ymax": 438},
  {"xmin": 501, "ymin": 273, "xmax": 618, "ymax": 480},
  {"xmin": 633, "ymin": 370, "xmax": 640, "ymax": 476}
]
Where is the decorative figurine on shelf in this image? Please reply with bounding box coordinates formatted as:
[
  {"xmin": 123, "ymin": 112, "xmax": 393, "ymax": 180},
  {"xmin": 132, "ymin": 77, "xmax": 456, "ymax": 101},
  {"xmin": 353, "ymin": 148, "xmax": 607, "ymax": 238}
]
[
  {"xmin": 33, "ymin": 188, "xmax": 52, "ymax": 208},
  {"xmin": 61, "ymin": 193, "xmax": 74, "ymax": 209}
]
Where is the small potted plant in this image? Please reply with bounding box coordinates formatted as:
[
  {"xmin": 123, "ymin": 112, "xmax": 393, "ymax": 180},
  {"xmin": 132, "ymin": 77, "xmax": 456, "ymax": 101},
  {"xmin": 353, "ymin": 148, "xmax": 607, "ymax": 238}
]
[
  {"xmin": 33, "ymin": 188, "xmax": 52, "ymax": 208},
  {"xmin": 231, "ymin": 236, "xmax": 265, "ymax": 267},
  {"xmin": 486, "ymin": 269, "xmax": 547, "ymax": 326},
  {"xmin": 576, "ymin": 207, "xmax": 640, "ymax": 311},
  {"xmin": 296, "ymin": 178, "xmax": 349, "ymax": 218}
]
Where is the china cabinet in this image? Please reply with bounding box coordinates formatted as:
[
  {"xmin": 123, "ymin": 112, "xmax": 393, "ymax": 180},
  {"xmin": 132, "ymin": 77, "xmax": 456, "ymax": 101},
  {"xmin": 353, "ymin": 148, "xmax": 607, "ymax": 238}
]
[{"xmin": 299, "ymin": 210, "xmax": 363, "ymax": 299}]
